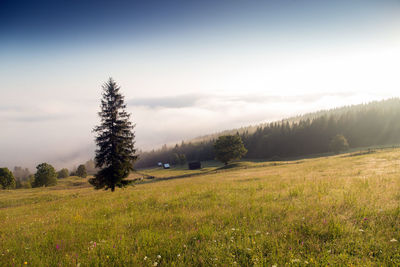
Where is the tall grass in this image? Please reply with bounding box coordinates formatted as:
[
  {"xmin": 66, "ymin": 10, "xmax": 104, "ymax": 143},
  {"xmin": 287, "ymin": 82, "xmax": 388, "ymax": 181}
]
[{"xmin": 1, "ymin": 149, "xmax": 400, "ymax": 266}]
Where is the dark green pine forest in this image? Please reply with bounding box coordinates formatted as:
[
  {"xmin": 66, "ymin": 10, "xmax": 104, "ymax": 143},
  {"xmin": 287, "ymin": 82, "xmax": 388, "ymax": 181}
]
[{"xmin": 135, "ymin": 98, "xmax": 400, "ymax": 168}]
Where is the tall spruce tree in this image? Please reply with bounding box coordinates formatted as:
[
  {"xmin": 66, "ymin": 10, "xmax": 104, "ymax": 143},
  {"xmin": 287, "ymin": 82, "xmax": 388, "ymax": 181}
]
[{"xmin": 89, "ymin": 78, "xmax": 138, "ymax": 191}]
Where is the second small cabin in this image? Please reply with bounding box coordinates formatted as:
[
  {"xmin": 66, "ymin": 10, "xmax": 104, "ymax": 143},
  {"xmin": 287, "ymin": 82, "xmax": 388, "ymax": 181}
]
[{"xmin": 188, "ymin": 161, "xmax": 201, "ymax": 170}]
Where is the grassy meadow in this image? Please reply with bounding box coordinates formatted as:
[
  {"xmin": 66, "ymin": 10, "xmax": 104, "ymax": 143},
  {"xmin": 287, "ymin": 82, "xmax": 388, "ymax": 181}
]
[{"xmin": 2, "ymin": 148, "xmax": 400, "ymax": 266}]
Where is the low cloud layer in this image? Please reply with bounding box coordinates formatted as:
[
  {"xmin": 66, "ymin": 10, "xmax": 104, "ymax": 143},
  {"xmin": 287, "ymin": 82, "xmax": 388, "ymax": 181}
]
[
  {"xmin": 128, "ymin": 94, "xmax": 201, "ymax": 108},
  {"xmin": 128, "ymin": 92, "xmax": 357, "ymax": 110}
]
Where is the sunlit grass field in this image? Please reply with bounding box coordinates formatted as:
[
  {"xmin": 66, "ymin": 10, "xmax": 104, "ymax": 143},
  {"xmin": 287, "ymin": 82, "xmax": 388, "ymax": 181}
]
[{"xmin": 2, "ymin": 148, "xmax": 400, "ymax": 266}]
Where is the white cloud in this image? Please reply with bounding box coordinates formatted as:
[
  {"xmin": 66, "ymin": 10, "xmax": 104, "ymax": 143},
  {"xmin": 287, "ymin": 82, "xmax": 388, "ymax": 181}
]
[{"xmin": 1, "ymin": 18, "xmax": 399, "ymax": 169}]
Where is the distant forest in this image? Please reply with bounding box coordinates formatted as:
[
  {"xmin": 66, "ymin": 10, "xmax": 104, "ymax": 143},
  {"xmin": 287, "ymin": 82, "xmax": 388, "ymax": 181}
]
[{"xmin": 136, "ymin": 98, "xmax": 400, "ymax": 168}]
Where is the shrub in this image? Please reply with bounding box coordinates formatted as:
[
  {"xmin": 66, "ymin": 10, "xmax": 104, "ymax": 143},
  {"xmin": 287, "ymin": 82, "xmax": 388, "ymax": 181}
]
[
  {"xmin": 32, "ymin": 163, "xmax": 57, "ymax": 187},
  {"xmin": 0, "ymin": 168, "xmax": 16, "ymax": 189},
  {"xmin": 76, "ymin": 164, "xmax": 87, "ymax": 178},
  {"xmin": 57, "ymin": 168, "xmax": 69, "ymax": 178},
  {"xmin": 330, "ymin": 134, "xmax": 349, "ymax": 154}
]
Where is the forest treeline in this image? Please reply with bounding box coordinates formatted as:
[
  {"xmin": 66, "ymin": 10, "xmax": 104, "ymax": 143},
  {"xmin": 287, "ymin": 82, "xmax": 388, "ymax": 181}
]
[
  {"xmin": 136, "ymin": 98, "xmax": 400, "ymax": 168},
  {"xmin": 11, "ymin": 159, "xmax": 97, "ymax": 188}
]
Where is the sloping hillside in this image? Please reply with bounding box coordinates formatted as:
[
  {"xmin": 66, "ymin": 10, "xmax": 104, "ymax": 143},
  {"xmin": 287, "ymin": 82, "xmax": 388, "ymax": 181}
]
[
  {"xmin": 2, "ymin": 148, "xmax": 400, "ymax": 265},
  {"xmin": 137, "ymin": 98, "xmax": 400, "ymax": 168}
]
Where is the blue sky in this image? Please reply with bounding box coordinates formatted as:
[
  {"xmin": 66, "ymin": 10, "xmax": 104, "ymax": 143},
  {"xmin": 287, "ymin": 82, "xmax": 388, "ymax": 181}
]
[{"xmin": 1, "ymin": 0, "xmax": 400, "ymax": 169}]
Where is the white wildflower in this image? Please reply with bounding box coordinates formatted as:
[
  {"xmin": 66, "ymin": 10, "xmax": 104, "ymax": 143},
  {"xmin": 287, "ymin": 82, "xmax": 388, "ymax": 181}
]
[
  {"xmin": 153, "ymin": 262, "xmax": 158, "ymax": 266},
  {"xmin": 157, "ymin": 255, "xmax": 161, "ymax": 259},
  {"xmin": 390, "ymin": 238, "xmax": 398, "ymax": 242}
]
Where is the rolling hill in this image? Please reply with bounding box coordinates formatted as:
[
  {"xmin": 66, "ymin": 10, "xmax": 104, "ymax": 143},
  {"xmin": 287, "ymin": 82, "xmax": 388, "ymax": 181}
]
[{"xmin": 2, "ymin": 147, "xmax": 400, "ymax": 265}]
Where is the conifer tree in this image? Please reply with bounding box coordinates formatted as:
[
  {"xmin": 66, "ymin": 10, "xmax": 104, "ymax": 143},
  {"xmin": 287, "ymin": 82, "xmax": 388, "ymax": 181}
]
[{"xmin": 89, "ymin": 78, "xmax": 138, "ymax": 191}]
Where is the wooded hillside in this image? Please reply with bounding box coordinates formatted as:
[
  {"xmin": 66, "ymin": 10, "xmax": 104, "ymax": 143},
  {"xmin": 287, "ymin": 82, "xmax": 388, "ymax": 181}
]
[{"xmin": 136, "ymin": 98, "xmax": 400, "ymax": 168}]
